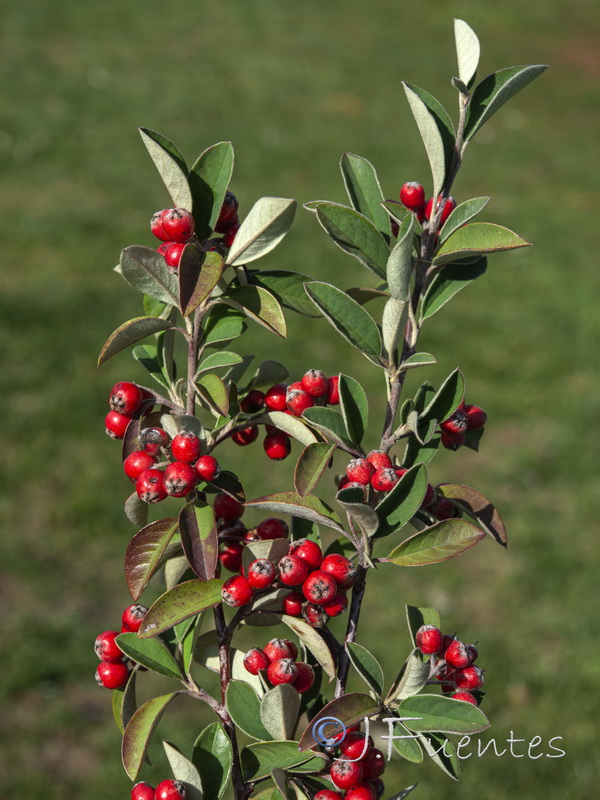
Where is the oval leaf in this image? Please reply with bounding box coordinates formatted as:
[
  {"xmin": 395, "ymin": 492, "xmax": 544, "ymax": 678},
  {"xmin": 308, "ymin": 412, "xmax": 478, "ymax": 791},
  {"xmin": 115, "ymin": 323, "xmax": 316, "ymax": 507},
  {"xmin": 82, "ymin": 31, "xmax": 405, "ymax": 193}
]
[
  {"xmin": 124, "ymin": 492, "xmax": 149, "ymax": 529},
  {"xmin": 138, "ymin": 579, "xmax": 224, "ymax": 638},
  {"xmin": 383, "ymin": 518, "xmax": 486, "ymax": 566},
  {"xmin": 401, "ymin": 353, "xmax": 437, "ymax": 370},
  {"xmin": 398, "ymin": 694, "xmax": 490, "ymax": 735},
  {"xmin": 260, "ymin": 411, "xmax": 318, "ymax": 446},
  {"xmin": 385, "ymin": 650, "xmax": 430, "ymax": 703},
  {"xmin": 98, "ymin": 316, "xmax": 174, "ymax": 366},
  {"xmin": 196, "ymin": 373, "xmax": 229, "ymax": 417},
  {"xmin": 189, "ymin": 141, "xmax": 235, "ymax": 235},
  {"xmin": 439, "ymin": 197, "xmax": 490, "ymax": 243},
  {"xmin": 112, "ymin": 670, "xmax": 137, "ymax": 735},
  {"xmin": 241, "ymin": 742, "xmax": 325, "ymax": 780},
  {"xmin": 196, "ymin": 351, "xmax": 244, "ymax": 376},
  {"xmin": 438, "ymin": 483, "xmax": 507, "ymax": 546},
  {"xmin": 420, "ymin": 369, "xmax": 464, "ymax": 424},
  {"xmin": 418, "ymin": 733, "xmax": 460, "ymax": 780},
  {"xmin": 223, "ymin": 286, "xmax": 287, "ymax": 338},
  {"xmin": 192, "ymin": 722, "xmax": 233, "ymax": 800},
  {"xmin": 139, "ymin": 128, "xmax": 192, "ymax": 209},
  {"xmin": 248, "ymin": 269, "xmax": 320, "ymax": 317},
  {"xmin": 281, "ymin": 614, "xmax": 336, "ymax": 681},
  {"xmin": 245, "ymin": 491, "xmax": 345, "ymax": 535},
  {"xmin": 294, "ymin": 442, "xmax": 336, "ymax": 498},
  {"xmin": 434, "ymin": 222, "xmax": 531, "ymax": 264},
  {"xmin": 302, "ymin": 406, "xmax": 358, "ymax": 453},
  {"xmin": 125, "ymin": 518, "xmax": 179, "ymax": 600},
  {"xmin": 227, "ymin": 197, "xmax": 297, "ymax": 266},
  {"xmin": 340, "ymin": 152, "xmax": 390, "ymax": 237},
  {"xmin": 402, "ymin": 83, "xmax": 448, "ymax": 199},
  {"xmin": 314, "ymin": 202, "xmax": 389, "ymax": 278},
  {"xmin": 226, "ymin": 680, "xmax": 272, "ymax": 741},
  {"xmin": 454, "ymin": 19, "xmax": 480, "ymax": 87},
  {"xmin": 163, "ymin": 741, "xmax": 203, "ymax": 799},
  {"xmin": 298, "ymin": 693, "xmax": 381, "ymax": 750},
  {"xmin": 122, "ymin": 692, "xmax": 178, "ymax": 780},
  {"xmin": 421, "ymin": 258, "xmax": 488, "ymax": 321},
  {"xmin": 335, "ymin": 487, "xmax": 380, "ymax": 538},
  {"xmin": 387, "ymin": 215, "xmax": 415, "ymax": 301},
  {"xmin": 120, "ymin": 245, "xmax": 180, "ymax": 306},
  {"xmin": 338, "ymin": 374, "xmax": 368, "ymax": 445},
  {"xmin": 179, "ymin": 248, "xmax": 224, "ymax": 316},
  {"xmin": 375, "ymin": 464, "xmax": 427, "ymax": 539},
  {"xmin": 261, "ymin": 684, "xmax": 301, "ymax": 740},
  {"xmin": 116, "ymin": 633, "xmax": 182, "ymax": 679},
  {"xmin": 179, "ymin": 502, "xmax": 218, "ymax": 580},
  {"xmin": 346, "ymin": 642, "xmax": 384, "ymax": 697}
]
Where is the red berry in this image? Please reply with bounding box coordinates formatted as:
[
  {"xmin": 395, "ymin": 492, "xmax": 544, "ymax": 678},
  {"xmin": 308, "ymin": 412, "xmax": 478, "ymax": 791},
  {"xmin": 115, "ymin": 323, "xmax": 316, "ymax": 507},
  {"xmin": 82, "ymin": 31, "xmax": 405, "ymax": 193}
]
[
  {"xmin": 155, "ymin": 779, "xmax": 186, "ymax": 800},
  {"xmin": 424, "ymin": 195, "xmax": 456, "ymax": 224},
  {"xmin": 452, "ymin": 691, "xmax": 478, "ymax": 705},
  {"xmin": 301, "ymin": 369, "xmax": 329, "ymax": 398},
  {"xmin": 444, "ymin": 640, "xmax": 477, "ymax": 669},
  {"xmin": 322, "ymin": 591, "xmax": 348, "ymax": 618},
  {"xmin": 171, "ymin": 431, "xmax": 202, "ymax": 463},
  {"xmin": 164, "ymin": 461, "xmax": 197, "ymax": 497},
  {"xmin": 247, "ymin": 558, "xmax": 276, "ymax": 589},
  {"xmin": 105, "ymin": 410, "xmax": 132, "ymax": 440},
  {"xmin": 264, "ymin": 431, "xmax": 291, "ymax": 460},
  {"xmin": 231, "ymin": 426, "xmax": 259, "ymax": 446},
  {"xmin": 221, "ymin": 575, "xmax": 254, "ymax": 607},
  {"xmin": 216, "ymin": 191, "xmax": 239, "ymax": 228},
  {"xmin": 94, "ymin": 631, "xmax": 123, "ymax": 663},
  {"xmin": 121, "ymin": 604, "xmax": 148, "ymax": 633},
  {"xmin": 279, "ymin": 554, "xmax": 310, "ymax": 587},
  {"xmin": 415, "ymin": 624, "xmax": 444, "ymax": 655},
  {"xmin": 95, "ymin": 661, "xmax": 129, "ymax": 689},
  {"xmin": 370, "ymin": 467, "xmax": 399, "ymax": 492},
  {"xmin": 454, "ymin": 665, "xmax": 484, "ymax": 690},
  {"xmin": 346, "ymin": 785, "xmax": 377, "ymax": 800},
  {"xmin": 214, "ymin": 493, "xmax": 244, "ymax": 522},
  {"xmin": 265, "ymin": 384, "xmax": 288, "ymax": 412},
  {"xmin": 395, "ymin": 467, "xmax": 408, "ymax": 480},
  {"xmin": 162, "ymin": 208, "xmax": 195, "ymax": 242},
  {"xmin": 302, "ymin": 602, "xmax": 329, "ymax": 627},
  {"xmin": 400, "ymin": 181, "xmax": 425, "ymax": 210},
  {"xmin": 267, "ymin": 657, "xmax": 298, "ymax": 685},
  {"xmin": 136, "ymin": 469, "xmax": 167, "ymax": 503},
  {"xmin": 286, "ymin": 389, "xmax": 314, "ymax": 417},
  {"xmin": 282, "ymin": 591, "xmax": 304, "ymax": 616},
  {"xmin": 140, "ymin": 426, "xmax": 170, "ymax": 456},
  {"xmin": 283, "ymin": 640, "xmax": 298, "ymax": 660},
  {"xmin": 441, "ymin": 429, "xmax": 465, "ymax": 451},
  {"xmin": 302, "ymin": 570, "xmax": 338, "ymax": 604},
  {"xmin": 219, "ymin": 542, "xmax": 244, "ymax": 572},
  {"xmin": 289, "ymin": 538, "xmax": 323, "ymax": 570},
  {"xmin": 131, "ymin": 781, "xmax": 155, "ymax": 800},
  {"xmin": 339, "ymin": 732, "xmax": 373, "ymax": 760},
  {"xmin": 263, "ymin": 638, "xmax": 293, "ymax": 661},
  {"xmin": 360, "ymin": 748, "xmax": 385, "ymax": 780},
  {"xmin": 157, "ymin": 241, "xmax": 171, "ymax": 256},
  {"xmin": 240, "ymin": 389, "xmax": 265, "ymax": 414},
  {"xmin": 366, "ymin": 450, "xmax": 392, "ymax": 470},
  {"xmin": 337, "ymin": 475, "xmax": 351, "ymax": 490},
  {"xmin": 320, "ymin": 554, "xmax": 357, "ymax": 588},
  {"xmin": 164, "ymin": 242, "xmax": 186, "ymax": 273},
  {"xmin": 257, "ymin": 518, "xmax": 289, "ymax": 540},
  {"xmin": 243, "ymin": 647, "xmax": 270, "ymax": 675},
  {"xmin": 314, "ymin": 790, "xmax": 343, "ymax": 800},
  {"xmin": 345, "ymin": 458, "xmax": 375, "ymax": 486},
  {"xmin": 124, "ymin": 450, "xmax": 157, "ymax": 481},
  {"xmin": 440, "ymin": 409, "xmax": 469, "ymax": 435},
  {"xmin": 151, "ymin": 208, "xmax": 170, "ymax": 242},
  {"xmin": 327, "ymin": 376, "xmax": 340, "ymax": 405},
  {"xmin": 330, "ymin": 760, "xmax": 363, "ymax": 791},
  {"xmin": 194, "ymin": 454, "xmax": 221, "ymax": 482},
  {"xmin": 293, "ymin": 662, "xmax": 315, "ymax": 693},
  {"xmin": 109, "ymin": 381, "xmax": 143, "ymax": 415},
  {"xmin": 464, "ymin": 404, "xmax": 487, "ymax": 431},
  {"xmin": 421, "ymin": 483, "xmax": 437, "ymax": 507}
]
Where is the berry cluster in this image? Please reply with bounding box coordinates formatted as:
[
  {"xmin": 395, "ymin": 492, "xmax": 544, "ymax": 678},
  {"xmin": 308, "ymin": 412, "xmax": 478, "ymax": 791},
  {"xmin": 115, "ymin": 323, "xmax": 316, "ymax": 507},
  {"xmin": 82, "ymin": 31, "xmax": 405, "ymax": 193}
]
[
  {"xmin": 132, "ymin": 779, "xmax": 186, "ymax": 800},
  {"xmin": 105, "ymin": 380, "xmax": 153, "ymax": 441},
  {"xmin": 243, "ymin": 637, "xmax": 316, "ymax": 693},
  {"xmin": 94, "ymin": 604, "xmax": 148, "ymax": 689},
  {"xmin": 415, "ymin": 623, "xmax": 485, "ymax": 705},
  {"xmin": 339, "ymin": 450, "xmax": 437, "ymax": 502},
  {"xmin": 396, "ymin": 181, "xmax": 456, "ymax": 230},
  {"xmin": 439, "ymin": 399, "xmax": 487, "ymax": 451},
  {"xmin": 315, "ymin": 726, "xmax": 386, "ymax": 800}
]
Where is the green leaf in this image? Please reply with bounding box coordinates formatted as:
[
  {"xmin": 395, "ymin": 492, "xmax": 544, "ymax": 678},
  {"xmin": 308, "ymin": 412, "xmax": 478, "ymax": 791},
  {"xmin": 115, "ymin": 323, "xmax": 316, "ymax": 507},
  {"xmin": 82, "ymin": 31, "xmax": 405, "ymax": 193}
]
[
  {"xmin": 294, "ymin": 442, "xmax": 336, "ymax": 498},
  {"xmin": 281, "ymin": 614, "xmax": 336, "ymax": 681},
  {"xmin": 385, "ymin": 649, "xmax": 429, "ymax": 703},
  {"xmin": 335, "ymin": 487, "xmax": 379, "ymax": 538},
  {"xmin": 248, "ymin": 269, "xmax": 320, "ymax": 317},
  {"xmin": 401, "ymin": 353, "xmax": 437, "ymax": 370},
  {"xmin": 116, "ymin": 633, "xmax": 182, "ymax": 679},
  {"xmin": 464, "ymin": 64, "xmax": 548, "ymax": 144},
  {"xmin": 226, "ymin": 681, "xmax": 272, "ymax": 741},
  {"xmin": 382, "ymin": 297, "xmax": 408, "ymax": 366},
  {"xmin": 245, "ymin": 491, "xmax": 344, "ymax": 534},
  {"xmin": 387, "ymin": 215, "xmax": 415, "ymax": 301},
  {"xmin": 438, "ymin": 483, "xmax": 507, "ymax": 546},
  {"xmin": 314, "ymin": 202, "xmax": 389, "ymax": 278},
  {"xmin": 249, "ymin": 360, "xmax": 290, "ymax": 389},
  {"xmin": 340, "ymin": 152, "xmax": 390, "ymax": 237},
  {"xmin": 383, "ymin": 518, "xmax": 486, "ymax": 566},
  {"xmin": 138, "ymin": 578, "xmax": 224, "ymax": 638},
  {"xmin": 223, "ymin": 286, "xmax": 287, "ymax": 338},
  {"xmin": 196, "ymin": 351, "xmax": 243, "ymax": 377},
  {"xmin": 402, "ymin": 83, "xmax": 450, "ymax": 199},
  {"xmin": 338, "ymin": 374, "xmax": 368, "ymax": 445},
  {"xmin": 261, "ymin": 684, "xmax": 301, "ymax": 740},
  {"xmin": 125, "ymin": 518, "xmax": 179, "ymax": 601},
  {"xmin": 189, "ymin": 141, "xmax": 234, "ymax": 236},
  {"xmin": 405, "ymin": 605, "xmax": 441, "ymax": 647},
  {"xmin": 305, "ymin": 282, "xmax": 382, "ymax": 364},
  {"xmin": 261, "ymin": 411, "xmax": 318, "ymax": 447},
  {"xmin": 439, "ymin": 197, "xmax": 490, "ymax": 243},
  {"xmin": 346, "ymin": 643, "xmax": 384, "ymax": 696},
  {"xmin": 179, "ymin": 248, "xmax": 224, "ymax": 316},
  {"xmin": 381, "ymin": 200, "xmax": 409, "ymax": 226},
  {"xmin": 420, "ymin": 369, "xmax": 464, "ymax": 424},
  {"xmin": 122, "ymin": 692, "xmax": 178, "ymax": 780},
  {"xmin": 454, "ymin": 19, "xmax": 480, "ymax": 87},
  {"xmin": 421, "ymin": 258, "xmax": 488, "ymax": 321},
  {"xmin": 139, "ymin": 128, "xmax": 192, "ymax": 210},
  {"xmin": 98, "ymin": 316, "xmax": 174, "ymax": 366},
  {"xmin": 346, "ymin": 286, "xmax": 390, "ymax": 306},
  {"xmin": 203, "ymin": 305, "xmax": 247, "ymax": 345},
  {"xmin": 196, "ymin": 373, "xmax": 229, "ymax": 417},
  {"xmin": 143, "ymin": 295, "xmax": 168, "ymax": 318},
  {"xmin": 227, "ymin": 197, "xmax": 297, "ymax": 266},
  {"xmin": 392, "ymin": 724, "xmax": 424, "ymax": 764},
  {"xmin": 112, "ymin": 670, "xmax": 137, "ymax": 734},
  {"xmin": 302, "ymin": 406, "xmax": 358, "ymax": 453},
  {"xmin": 433, "ymin": 222, "xmax": 531, "ymax": 265},
  {"xmin": 375, "ymin": 464, "xmax": 427, "ymax": 539},
  {"xmin": 398, "ymin": 694, "xmax": 490, "ymax": 735},
  {"xmin": 133, "ymin": 344, "xmax": 170, "ymax": 390},
  {"xmin": 163, "ymin": 741, "xmax": 203, "ymax": 800},
  {"xmin": 417, "ymin": 733, "xmax": 460, "ymax": 780},
  {"xmin": 179, "ymin": 502, "xmax": 218, "ymax": 580},
  {"xmin": 298, "ymin": 694, "xmax": 381, "ymax": 750},
  {"xmin": 193, "ymin": 722, "xmax": 233, "ymax": 800},
  {"xmin": 402, "ymin": 433, "xmax": 440, "ymax": 469},
  {"xmin": 120, "ymin": 246, "xmax": 180, "ymax": 307},
  {"xmin": 241, "ymin": 742, "xmax": 325, "ymax": 781}
]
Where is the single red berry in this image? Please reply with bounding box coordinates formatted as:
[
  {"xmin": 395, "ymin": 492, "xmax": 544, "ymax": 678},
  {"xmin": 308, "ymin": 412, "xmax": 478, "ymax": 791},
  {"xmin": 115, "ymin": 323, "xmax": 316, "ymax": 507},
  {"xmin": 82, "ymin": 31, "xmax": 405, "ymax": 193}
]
[
  {"xmin": 109, "ymin": 381, "xmax": 143, "ymax": 415},
  {"xmin": 95, "ymin": 661, "xmax": 129, "ymax": 689},
  {"xmin": 444, "ymin": 640, "xmax": 477, "ymax": 669},
  {"xmin": 105, "ymin": 410, "xmax": 132, "ymax": 440},
  {"xmin": 330, "ymin": 760, "xmax": 363, "ymax": 791},
  {"xmin": 267, "ymin": 657, "xmax": 298, "ymax": 686},
  {"xmin": 216, "ymin": 191, "xmax": 239, "ymax": 228},
  {"xmin": 440, "ymin": 409, "xmax": 469, "ymax": 435},
  {"xmin": 371, "ymin": 467, "xmax": 399, "ymax": 492},
  {"xmin": 151, "ymin": 208, "xmax": 170, "ymax": 241},
  {"xmin": 339, "ymin": 732, "xmax": 374, "ymax": 760},
  {"xmin": 320, "ymin": 554, "xmax": 357, "ymax": 588},
  {"xmin": 441, "ymin": 429, "xmax": 465, "ymax": 451},
  {"xmin": 231, "ymin": 426, "xmax": 259, "ymax": 446},
  {"xmin": 415, "ymin": 624, "xmax": 444, "ymax": 655},
  {"xmin": 366, "ymin": 450, "xmax": 392, "ymax": 470},
  {"xmin": 240, "ymin": 389, "xmax": 266, "ymax": 414},
  {"xmin": 221, "ymin": 575, "xmax": 254, "ymax": 607},
  {"xmin": 162, "ymin": 208, "xmax": 195, "ymax": 242},
  {"xmin": 400, "ymin": 181, "xmax": 426, "ymax": 210},
  {"xmin": 287, "ymin": 381, "xmax": 303, "ymax": 393},
  {"xmin": 289, "ymin": 538, "xmax": 323, "ymax": 570},
  {"xmin": 164, "ymin": 461, "xmax": 197, "ymax": 497},
  {"xmin": 421, "ymin": 483, "xmax": 437, "ymax": 507},
  {"xmin": 302, "ymin": 570, "xmax": 338, "ymax": 604},
  {"xmin": 214, "ymin": 493, "xmax": 244, "ymax": 522},
  {"xmin": 215, "ymin": 204, "xmax": 240, "ymax": 233},
  {"xmin": 247, "ymin": 558, "xmax": 276, "ymax": 589},
  {"xmin": 280, "ymin": 640, "xmax": 297, "ymax": 660},
  {"xmin": 293, "ymin": 661, "xmax": 315, "ymax": 693},
  {"xmin": 314, "ymin": 790, "xmax": 343, "ymax": 800},
  {"xmin": 194, "ymin": 454, "xmax": 221, "ymax": 482},
  {"xmin": 454, "ymin": 665, "xmax": 485, "ymax": 690},
  {"xmin": 338, "ymin": 475, "xmax": 351, "ymax": 490},
  {"xmin": 257, "ymin": 518, "xmax": 289, "ymax": 540},
  {"xmin": 301, "ymin": 368, "xmax": 329, "ymax": 398},
  {"xmin": 452, "ymin": 691, "xmax": 478, "ymax": 705},
  {"xmin": 278, "ymin": 554, "xmax": 310, "ymax": 586},
  {"xmin": 155, "ymin": 779, "xmax": 186, "ymax": 800},
  {"xmin": 131, "ymin": 781, "xmax": 155, "ymax": 800},
  {"xmin": 136, "ymin": 468, "xmax": 167, "ymax": 503},
  {"xmin": 327, "ymin": 376, "xmax": 340, "ymax": 405},
  {"xmin": 282, "ymin": 591, "xmax": 304, "ymax": 616},
  {"xmin": 302, "ymin": 602, "xmax": 329, "ymax": 627},
  {"xmin": 243, "ymin": 647, "xmax": 270, "ymax": 675},
  {"xmin": 164, "ymin": 242, "xmax": 186, "ymax": 273},
  {"xmin": 322, "ymin": 591, "xmax": 348, "ymax": 618},
  {"xmin": 286, "ymin": 389, "xmax": 315, "ymax": 417},
  {"xmin": 265, "ymin": 383, "xmax": 288, "ymax": 411},
  {"xmin": 171, "ymin": 431, "xmax": 202, "ymax": 463},
  {"xmin": 464, "ymin": 404, "xmax": 487, "ymax": 431},
  {"xmin": 360, "ymin": 748, "xmax": 385, "ymax": 780},
  {"xmin": 94, "ymin": 631, "xmax": 123, "ymax": 663},
  {"xmin": 157, "ymin": 241, "xmax": 171, "ymax": 256},
  {"xmin": 424, "ymin": 195, "xmax": 456, "ymax": 224},
  {"xmin": 263, "ymin": 638, "xmax": 293, "ymax": 662},
  {"xmin": 395, "ymin": 467, "xmax": 407, "ymax": 480},
  {"xmin": 264, "ymin": 431, "xmax": 291, "ymax": 460},
  {"xmin": 140, "ymin": 426, "xmax": 170, "ymax": 456},
  {"xmin": 121, "ymin": 604, "xmax": 148, "ymax": 633},
  {"xmin": 124, "ymin": 450, "xmax": 157, "ymax": 481},
  {"xmin": 345, "ymin": 785, "xmax": 377, "ymax": 800},
  {"xmin": 219, "ymin": 542, "xmax": 244, "ymax": 572},
  {"xmin": 345, "ymin": 458, "xmax": 375, "ymax": 486},
  {"xmin": 222, "ymin": 219, "xmax": 241, "ymax": 247}
]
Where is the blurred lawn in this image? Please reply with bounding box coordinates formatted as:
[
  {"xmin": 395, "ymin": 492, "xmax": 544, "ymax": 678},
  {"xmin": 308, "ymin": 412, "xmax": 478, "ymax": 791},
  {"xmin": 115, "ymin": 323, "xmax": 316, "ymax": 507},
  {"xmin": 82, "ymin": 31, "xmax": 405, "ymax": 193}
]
[{"xmin": 1, "ymin": 0, "xmax": 599, "ymax": 797}]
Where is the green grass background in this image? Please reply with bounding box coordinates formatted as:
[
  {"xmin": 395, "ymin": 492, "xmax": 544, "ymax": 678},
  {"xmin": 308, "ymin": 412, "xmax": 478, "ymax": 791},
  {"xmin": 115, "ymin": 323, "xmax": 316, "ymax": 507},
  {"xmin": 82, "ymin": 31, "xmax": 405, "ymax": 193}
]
[{"xmin": 1, "ymin": 0, "xmax": 598, "ymax": 797}]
